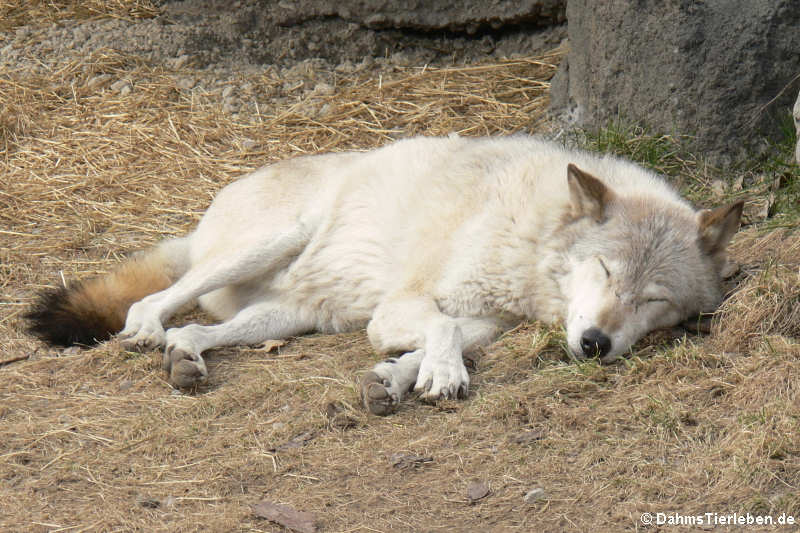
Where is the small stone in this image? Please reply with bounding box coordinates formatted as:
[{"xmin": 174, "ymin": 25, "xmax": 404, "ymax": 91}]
[
  {"xmin": 511, "ymin": 429, "xmax": 546, "ymax": 444},
  {"xmin": 313, "ymin": 82, "xmax": 334, "ymax": 96},
  {"xmin": 87, "ymin": 73, "xmax": 112, "ymax": 90},
  {"xmin": 110, "ymin": 79, "xmax": 131, "ymax": 92},
  {"xmin": 523, "ymin": 487, "xmax": 546, "ymax": 503},
  {"xmin": 241, "ymin": 138, "xmax": 258, "ymax": 151},
  {"xmin": 72, "ymin": 28, "xmax": 87, "ymax": 44},
  {"xmin": 467, "ymin": 481, "xmax": 490, "ymax": 503},
  {"xmin": 356, "ymin": 56, "xmax": 375, "ymax": 72},
  {"xmin": 14, "ymin": 27, "xmax": 31, "ymax": 40},
  {"xmin": 119, "ymin": 85, "xmax": 132, "ymax": 97},
  {"xmin": 176, "ymin": 77, "xmax": 195, "ymax": 90},
  {"xmin": 335, "ymin": 60, "xmax": 355, "ymax": 73},
  {"xmin": 710, "ymin": 179, "xmax": 726, "ymax": 197},
  {"xmin": 172, "ymin": 54, "xmax": 189, "ymax": 69}
]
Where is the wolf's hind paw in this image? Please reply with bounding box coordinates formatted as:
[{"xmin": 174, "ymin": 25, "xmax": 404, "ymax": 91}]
[
  {"xmin": 360, "ymin": 371, "xmax": 400, "ymax": 416},
  {"xmin": 164, "ymin": 346, "xmax": 208, "ymax": 388}
]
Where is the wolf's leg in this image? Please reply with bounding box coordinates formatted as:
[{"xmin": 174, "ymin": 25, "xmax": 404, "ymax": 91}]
[
  {"xmin": 362, "ymin": 298, "xmax": 502, "ymax": 414},
  {"xmin": 119, "ymin": 225, "xmax": 310, "ymax": 352},
  {"xmin": 162, "ymin": 301, "xmax": 314, "ymax": 387}
]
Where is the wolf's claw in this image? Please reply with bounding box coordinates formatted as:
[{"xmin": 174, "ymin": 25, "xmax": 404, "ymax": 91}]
[
  {"xmin": 414, "ymin": 355, "xmax": 469, "ymax": 402},
  {"xmin": 458, "ymin": 384, "xmax": 468, "ymax": 399},
  {"xmin": 119, "ymin": 329, "xmax": 165, "ymax": 352}
]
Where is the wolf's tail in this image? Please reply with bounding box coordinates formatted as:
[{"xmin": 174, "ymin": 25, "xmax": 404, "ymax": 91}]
[{"xmin": 26, "ymin": 238, "xmax": 189, "ymax": 347}]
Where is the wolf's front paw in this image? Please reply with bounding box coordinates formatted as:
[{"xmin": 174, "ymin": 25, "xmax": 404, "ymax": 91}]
[
  {"xmin": 119, "ymin": 322, "xmax": 165, "ymax": 352},
  {"xmin": 414, "ymin": 355, "xmax": 469, "ymax": 401},
  {"xmin": 119, "ymin": 301, "xmax": 165, "ymax": 351}
]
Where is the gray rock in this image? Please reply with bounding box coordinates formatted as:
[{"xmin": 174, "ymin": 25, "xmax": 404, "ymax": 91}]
[
  {"xmin": 87, "ymin": 73, "xmax": 112, "ymax": 90},
  {"xmin": 274, "ymin": 0, "xmax": 566, "ymax": 33},
  {"xmin": 110, "ymin": 79, "xmax": 131, "ymax": 93},
  {"xmin": 794, "ymin": 90, "xmax": 800, "ymax": 163},
  {"xmin": 176, "ymin": 77, "xmax": 196, "ymax": 90},
  {"xmin": 550, "ymin": 0, "xmax": 800, "ymax": 167},
  {"xmin": 172, "ymin": 54, "xmax": 190, "ymax": 69}
]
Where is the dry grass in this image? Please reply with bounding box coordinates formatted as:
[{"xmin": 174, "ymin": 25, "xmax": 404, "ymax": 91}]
[
  {"xmin": 2, "ymin": 25, "xmax": 800, "ymax": 533},
  {"xmin": 711, "ymin": 229, "xmax": 800, "ymax": 353},
  {"xmin": 0, "ymin": 0, "xmax": 160, "ymax": 31}
]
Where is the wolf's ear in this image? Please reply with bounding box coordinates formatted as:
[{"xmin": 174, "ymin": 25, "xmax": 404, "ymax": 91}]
[
  {"xmin": 567, "ymin": 164, "xmax": 615, "ymax": 221},
  {"xmin": 697, "ymin": 201, "xmax": 744, "ymax": 255}
]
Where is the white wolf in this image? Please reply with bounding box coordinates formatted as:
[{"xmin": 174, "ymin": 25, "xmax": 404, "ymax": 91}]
[{"xmin": 27, "ymin": 135, "xmax": 742, "ymax": 415}]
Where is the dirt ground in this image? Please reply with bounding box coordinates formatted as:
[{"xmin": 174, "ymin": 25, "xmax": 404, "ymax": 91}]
[{"xmin": 1, "ymin": 3, "xmax": 800, "ymax": 533}]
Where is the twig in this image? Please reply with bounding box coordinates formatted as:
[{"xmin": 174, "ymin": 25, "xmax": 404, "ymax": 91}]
[{"xmin": 0, "ymin": 354, "xmax": 31, "ymax": 366}]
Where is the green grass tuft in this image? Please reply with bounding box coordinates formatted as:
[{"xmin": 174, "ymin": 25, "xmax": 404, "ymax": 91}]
[{"xmin": 576, "ymin": 117, "xmax": 800, "ymax": 227}]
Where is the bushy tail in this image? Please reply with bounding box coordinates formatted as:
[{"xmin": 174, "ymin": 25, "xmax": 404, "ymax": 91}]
[{"xmin": 26, "ymin": 239, "xmax": 188, "ymax": 347}]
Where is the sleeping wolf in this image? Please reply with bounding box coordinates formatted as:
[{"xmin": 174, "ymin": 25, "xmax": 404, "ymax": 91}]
[{"xmin": 27, "ymin": 135, "xmax": 742, "ymax": 415}]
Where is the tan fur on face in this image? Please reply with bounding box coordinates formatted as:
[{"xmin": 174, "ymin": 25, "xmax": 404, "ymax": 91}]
[{"xmin": 595, "ymin": 301, "xmax": 624, "ymax": 333}]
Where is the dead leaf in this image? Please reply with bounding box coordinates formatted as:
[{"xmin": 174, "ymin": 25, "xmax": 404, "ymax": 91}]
[
  {"xmin": 710, "ymin": 179, "xmax": 727, "ymax": 197},
  {"xmin": 271, "ymin": 430, "xmax": 316, "ymax": 452},
  {"xmin": 135, "ymin": 494, "xmax": 160, "ymax": 508},
  {"xmin": 741, "ymin": 194, "xmax": 774, "ymax": 224},
  {"xmin": 510, "ymin": 429, "xmax": 545, "ymax": 444},
  {"xmin": 325, "ymin": 401, "xmax": 358, "ymax": 430},
  {"xmin": 254, "ymin": 339, "xmax": 287, "ymax": 353},
  {"xmin": 389, "ymin": 453, "xmax": 433, "ymax": 469},
  {"xmin": 467, "ymin": 481, "xmax": 490, "ymax": 503},
  {"xmin": 252, "ymin": 500, "xmax": 317, "ymax": 533}
]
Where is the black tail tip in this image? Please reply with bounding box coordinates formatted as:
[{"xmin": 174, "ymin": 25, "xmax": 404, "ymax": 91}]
[{"xmin": 25, "ymin": 286, "xmax": 113, "ymax": 347}]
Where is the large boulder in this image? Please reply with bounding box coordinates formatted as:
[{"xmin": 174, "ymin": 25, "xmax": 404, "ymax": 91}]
[
  {"xmin": 153, "ymin": 0, "xmax": 566, "ymax": 68},
  {"xmin": 550, "ymin": 0, "xmax": 800, "ymax": 166}
]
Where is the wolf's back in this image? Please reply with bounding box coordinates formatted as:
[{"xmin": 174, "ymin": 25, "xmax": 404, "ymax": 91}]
[{"xmin": 26, "ymin": 240, "xmax": 187, "ymax": 346}]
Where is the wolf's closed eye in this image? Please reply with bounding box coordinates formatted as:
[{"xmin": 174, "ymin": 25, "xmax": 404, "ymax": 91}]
[{"xmin": 597, "ymin": 256, "xmax": 611, "ymax": 278}]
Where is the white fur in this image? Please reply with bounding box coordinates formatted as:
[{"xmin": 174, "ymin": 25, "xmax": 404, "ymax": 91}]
[{"xmin": 116, "ymin": 135, "xmax": 736, "ymax": 408}]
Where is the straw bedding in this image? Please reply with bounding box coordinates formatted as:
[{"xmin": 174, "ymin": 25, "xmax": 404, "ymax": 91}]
[{"xmin": 1, "ymin": 4, "xmax": 799, "ymax": 532}]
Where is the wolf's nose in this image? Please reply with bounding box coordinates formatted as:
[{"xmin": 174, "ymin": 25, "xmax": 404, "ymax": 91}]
[{"xmin": 580, "ymin": 327, "xmax": 611, "ymax": 358}]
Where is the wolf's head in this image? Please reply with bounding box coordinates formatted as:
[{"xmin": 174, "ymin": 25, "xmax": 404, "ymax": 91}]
[{"xmin": 561, "ymin": 163, "xmax": 743, "ymax": 362}]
